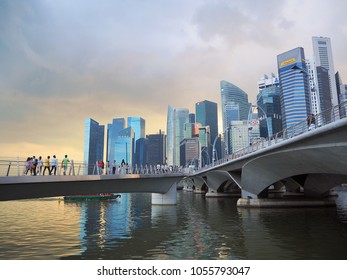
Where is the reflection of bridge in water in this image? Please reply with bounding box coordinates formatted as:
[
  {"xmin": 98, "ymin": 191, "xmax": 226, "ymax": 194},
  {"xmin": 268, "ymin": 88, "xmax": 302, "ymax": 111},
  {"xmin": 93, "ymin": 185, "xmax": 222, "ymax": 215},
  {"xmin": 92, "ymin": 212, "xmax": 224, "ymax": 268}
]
[{"xmin": 1, "ymin": 102, "xmax": 347, "ymax": 207}]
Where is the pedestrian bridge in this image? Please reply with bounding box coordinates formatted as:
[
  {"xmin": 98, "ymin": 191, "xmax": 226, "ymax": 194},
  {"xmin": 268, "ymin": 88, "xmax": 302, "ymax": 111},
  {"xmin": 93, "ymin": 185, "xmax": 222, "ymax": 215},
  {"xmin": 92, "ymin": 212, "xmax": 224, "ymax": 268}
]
[{"xmin": 1, "ymin": 102, "xmax": 347, "ymax": 207}]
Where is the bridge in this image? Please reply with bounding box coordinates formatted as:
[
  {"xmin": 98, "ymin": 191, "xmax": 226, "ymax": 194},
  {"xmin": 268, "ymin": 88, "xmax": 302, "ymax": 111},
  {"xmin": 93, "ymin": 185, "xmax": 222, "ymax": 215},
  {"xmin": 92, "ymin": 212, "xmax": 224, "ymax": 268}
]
[
  {"xmin": 185, "ymin": 101, "xmax": 347, "ymax": 207},
  {"xmin": 1, "ymin": 101, "xmax": 347, "ymax": 207}
]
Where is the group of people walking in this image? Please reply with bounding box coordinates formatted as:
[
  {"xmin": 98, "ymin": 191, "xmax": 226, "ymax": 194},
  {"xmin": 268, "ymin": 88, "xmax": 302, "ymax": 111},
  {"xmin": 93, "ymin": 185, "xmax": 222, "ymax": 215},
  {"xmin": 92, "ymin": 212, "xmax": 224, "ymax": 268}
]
[{"xmin": 23, "ymin": 155, "xmax": 70, "ymax": 176}]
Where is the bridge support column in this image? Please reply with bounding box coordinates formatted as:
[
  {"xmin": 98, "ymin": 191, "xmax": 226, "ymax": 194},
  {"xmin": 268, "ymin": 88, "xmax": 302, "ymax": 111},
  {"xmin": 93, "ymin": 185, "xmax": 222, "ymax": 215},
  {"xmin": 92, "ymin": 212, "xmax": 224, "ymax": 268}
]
[{"xmin": 151, "ymin": 182, "xmax": 177, "ymax": 205}]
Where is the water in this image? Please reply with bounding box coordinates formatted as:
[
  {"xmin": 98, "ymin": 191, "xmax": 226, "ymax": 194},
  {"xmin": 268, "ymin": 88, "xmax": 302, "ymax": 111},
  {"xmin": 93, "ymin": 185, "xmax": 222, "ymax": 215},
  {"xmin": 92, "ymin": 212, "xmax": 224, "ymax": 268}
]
[{"xmin": 1, "ymin": 189, "xmax": 347, "ymax": 260}]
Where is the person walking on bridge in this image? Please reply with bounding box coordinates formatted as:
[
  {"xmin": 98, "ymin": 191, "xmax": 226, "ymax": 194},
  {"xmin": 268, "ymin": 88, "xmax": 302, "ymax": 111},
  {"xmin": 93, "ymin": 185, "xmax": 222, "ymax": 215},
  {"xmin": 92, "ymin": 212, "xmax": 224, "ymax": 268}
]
[
  {"xmin": 61, "ymin": 155, "xmax": 70, "ymax": 175},
  {"xmin": 43, "ymin": 156, "xmax": 51, "ymax": 176},
  {"xmin": 51, "ymin": 155, "xmax": 57, "ymax": 175}
]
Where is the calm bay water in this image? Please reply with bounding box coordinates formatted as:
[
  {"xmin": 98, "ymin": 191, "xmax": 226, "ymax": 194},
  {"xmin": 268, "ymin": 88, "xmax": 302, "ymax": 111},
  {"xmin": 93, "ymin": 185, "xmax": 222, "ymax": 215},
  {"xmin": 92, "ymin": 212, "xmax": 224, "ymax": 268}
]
[{"xmin": 1, "ymin": 188, "xmax": 347, "ymax": 260}]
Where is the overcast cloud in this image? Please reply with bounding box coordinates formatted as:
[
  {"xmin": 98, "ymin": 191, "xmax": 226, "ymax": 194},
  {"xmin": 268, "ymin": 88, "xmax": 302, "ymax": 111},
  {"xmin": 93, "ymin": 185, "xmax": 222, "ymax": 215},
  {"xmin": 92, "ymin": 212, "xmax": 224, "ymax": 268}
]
[{"xmin": 1, "ymin": 0, "xmax": 346, "ymax": 161}]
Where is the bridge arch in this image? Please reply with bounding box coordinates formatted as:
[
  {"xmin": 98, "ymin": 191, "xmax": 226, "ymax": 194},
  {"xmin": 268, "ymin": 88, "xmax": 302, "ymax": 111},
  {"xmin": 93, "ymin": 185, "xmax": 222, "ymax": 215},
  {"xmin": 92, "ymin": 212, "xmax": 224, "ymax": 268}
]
[{"xmin": 241, "ymin": 142, "xmax": 347, "ymax": 198}]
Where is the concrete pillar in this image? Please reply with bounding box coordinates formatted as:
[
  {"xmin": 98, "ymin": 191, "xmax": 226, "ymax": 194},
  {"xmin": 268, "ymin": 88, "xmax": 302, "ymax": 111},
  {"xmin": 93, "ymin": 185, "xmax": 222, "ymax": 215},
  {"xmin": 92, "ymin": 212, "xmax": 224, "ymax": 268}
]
[{"xmin": 151, "ymin": 182, "xmax": 177, "ymax": 205}]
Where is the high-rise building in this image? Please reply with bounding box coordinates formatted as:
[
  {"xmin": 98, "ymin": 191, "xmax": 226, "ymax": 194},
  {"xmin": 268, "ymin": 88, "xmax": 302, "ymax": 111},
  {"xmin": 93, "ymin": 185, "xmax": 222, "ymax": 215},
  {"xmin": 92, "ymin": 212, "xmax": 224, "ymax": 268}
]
[
  {"xmin": 166, "ymin": 106, "xmax": 189, "ymax": 166},
  {"xmin": 227, "ymin": 121, "xmax": 249, "ymax": 154},
  {"xmin": 316, "ymin": 66, "xmax": 332, "ymax": 116},
  {"xmin": 277, "ymin": 47, "xmax": 311, "ymax": 129},
  {"xmin": 220, "ymin": 81, "xmax": 250, "ymax": 130},
  {"xmin": 84, "ymin": 118, "xmax": 105, "ymax": 175},
  {"xmin": 220, "ymin": 81, "xmax": 250, "ymax": 155},
  {"xmin": 195, "ymin": 100, "xmax": 220, "ymax": 160},
  {"xmin": 256, "ymin": 74, "xmax": 282, "ymax": 137},
  {"xmin": 196, "ymin": 100, "xmax": 218, "ymax": 143},
  {"xmin": 146, "ymin": 130, "xmax": 166, "ymax": 166},
  {"xmin": 312, "ymin": 36, "xmax": 338, "ymax": 107},
  {"xmin": 114, "ymin": 127, "xmax": 134, "ymax": 165},
  {"xmin": 107, "ymin": 118, "xmax": 125, "ymax": 162},
  {"xmin": 179, "ymin": 138, "xmax": 199, "ymax": 167},
  {"xmin": 127, "ymin": 117, "xmax": 145, "ymax": 165},
  {"xmin": 306, "ymin": 58, "xmax": 321, "ymax": 115}
]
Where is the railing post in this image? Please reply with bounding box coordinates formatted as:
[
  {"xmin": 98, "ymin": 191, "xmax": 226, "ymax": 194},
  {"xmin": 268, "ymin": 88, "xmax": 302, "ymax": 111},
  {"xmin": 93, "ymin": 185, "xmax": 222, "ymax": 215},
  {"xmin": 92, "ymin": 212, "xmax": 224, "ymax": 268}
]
[
  {"xmin": 17, "ymin": 157, "xmax": 20, "ymax": 176},
  {"xmin": 6, "ymin": 162, "xmax": 11, "ymax": 176}
]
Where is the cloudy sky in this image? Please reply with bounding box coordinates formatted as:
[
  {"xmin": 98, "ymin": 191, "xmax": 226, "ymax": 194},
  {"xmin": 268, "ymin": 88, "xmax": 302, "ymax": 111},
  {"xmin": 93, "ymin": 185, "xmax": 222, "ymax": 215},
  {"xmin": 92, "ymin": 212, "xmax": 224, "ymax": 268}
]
[{"xmin": 1, "ymin": 0, "xmax": 346, "ymax": 161}]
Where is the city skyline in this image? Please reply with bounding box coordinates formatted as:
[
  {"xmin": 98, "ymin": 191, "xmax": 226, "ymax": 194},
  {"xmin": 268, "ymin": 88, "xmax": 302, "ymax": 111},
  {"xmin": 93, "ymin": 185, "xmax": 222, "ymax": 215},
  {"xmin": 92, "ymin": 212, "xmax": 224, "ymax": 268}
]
[{"xmin": 1, "ymin": 0, "xmax": 347, "ymax": 161}]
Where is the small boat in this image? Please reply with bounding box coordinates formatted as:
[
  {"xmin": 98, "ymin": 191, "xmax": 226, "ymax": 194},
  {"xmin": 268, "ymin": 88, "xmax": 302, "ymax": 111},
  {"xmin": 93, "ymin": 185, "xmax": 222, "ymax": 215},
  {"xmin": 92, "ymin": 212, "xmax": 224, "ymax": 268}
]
[{"xmin": 64, "ymin": 193, "xmax": 121, "ymax": 201}]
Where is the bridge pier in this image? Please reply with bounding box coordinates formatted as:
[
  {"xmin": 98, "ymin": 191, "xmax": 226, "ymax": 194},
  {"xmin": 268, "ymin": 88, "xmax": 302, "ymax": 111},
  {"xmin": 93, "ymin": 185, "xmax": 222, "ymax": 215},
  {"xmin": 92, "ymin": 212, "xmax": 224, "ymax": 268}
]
[{"xmin": 151, "ymin": 182, "xmax": 177, "ymax": 205}]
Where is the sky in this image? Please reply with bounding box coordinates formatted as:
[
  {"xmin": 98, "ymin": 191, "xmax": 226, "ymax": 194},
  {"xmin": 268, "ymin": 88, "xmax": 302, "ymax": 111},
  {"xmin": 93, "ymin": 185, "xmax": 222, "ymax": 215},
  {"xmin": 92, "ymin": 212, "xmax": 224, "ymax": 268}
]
[{"xmin": 1, "ymin": 0, "xmax": 347, "ymax": 162}]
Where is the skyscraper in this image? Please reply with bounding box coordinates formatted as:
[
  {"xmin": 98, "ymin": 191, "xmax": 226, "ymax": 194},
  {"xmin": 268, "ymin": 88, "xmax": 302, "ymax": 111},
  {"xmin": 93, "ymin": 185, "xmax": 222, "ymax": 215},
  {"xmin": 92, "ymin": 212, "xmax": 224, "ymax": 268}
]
[
  {"xmin": 127, "ymin": 117, "xmax": 145, "ymax": 165},
  {"xmin": 196, "ymin": 100, "xmax": 220, "ymax": 161},
  {"xmin": 166, "ymin": 106, "xmax": 189, "ymax": 166},
  {"xmin": 196, "ymin": 100, "xmax": 218, "ymax": 144},
  {"xmin": 84, "ymin": 118, "xmax": 104, "ymax": 175},
  {"xmin": 220, "ymin": 81, "xmax": 250, "ymax": 155},
  {"xmin": 114, "ymin": 127, "xmax": 134, "ymax": 165},
  {"xmin": 107, "ymin": 118, "xmax": 125, "ymax": 162},
  {"xmin": 257, "ymin": 74, "xmax": 282, "ymax": 137},
  {"xmin": 146, "ymin": 130, "xmax": 166, "ymax": 166},
  {"xmin": 220, "ymin": 80, "xmax": 250, "ymax": 132},
  {"xmin": 312, "ymin": 36, "xmax": 338, "ymax": 107},
  {"xmin": 277, "ymin": 47, "xmax": 311, "ymax": 129}
]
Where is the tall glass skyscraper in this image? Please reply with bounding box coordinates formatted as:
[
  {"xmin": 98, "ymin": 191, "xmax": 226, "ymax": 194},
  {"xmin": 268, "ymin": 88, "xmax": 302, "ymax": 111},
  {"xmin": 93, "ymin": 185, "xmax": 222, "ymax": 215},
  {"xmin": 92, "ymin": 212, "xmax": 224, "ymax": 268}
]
[
  {"xmin": 196, "ymin": 100, "xmax": 218, "ymax": 143},
  {"xmin": 84, "ymin": 118, "xmax": 104, "ymax": 174},
  {"xmin": 220, "ymin": 81, "xmax": 250, "ymax": 131},
  {"xmin": 166, "ymin": 106, "xmax": 189, "ymax": 166},
  {"xmin": 127, "ymin": 117, "xmax": 145, "ymax": 165},
  {"xmin": 277, "ymin": 47, "xmax": 311, "ymax": 129},
  {"xmin": 114, "ymin": 127, "xmax": 134, "ymax": 165},
  {"xmin": 107, "ymin": 118, "xmax": 125, "ymax": 162},
  {"xmin": 257, "ymin": 74, "xmax": 282, "ymax": 137},
  {"xmin": 312, "ymin": 36, "xmax": 338, "ymax": 107}
]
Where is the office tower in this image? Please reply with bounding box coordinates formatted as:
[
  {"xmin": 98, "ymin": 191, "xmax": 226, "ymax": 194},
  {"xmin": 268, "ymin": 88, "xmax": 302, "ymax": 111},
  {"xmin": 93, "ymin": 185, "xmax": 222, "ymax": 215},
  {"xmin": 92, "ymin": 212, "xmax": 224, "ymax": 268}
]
[
  {"xmin": 306, "ymin": 58, "xmax": 321, "ymax": 115},
  {"xmin": 114, "ymin": 127, "xmax": 134, "ymax": 165},
  {"xmin": 227, "ymin": 121, "xmax": 249, "ymax": 154},
  {"xmin": 277, "ymin": 47, "xmax": 311, "ymax": 129},
  {"xmin": 146, "ymin": 130, "xmax": 166, "ymax": 166},
  {"xmin": 196, "ymin": 100, "xmax": 218, "ymax": 143},
  {"xmin": 312, "ymin": 36, "xmax": 338, "ymax": 107},
  {"xmin": 107, "ymin": 118, "xmax": 125, "ymax": 162},
  {"xmin": 189, "ymin": 113, "xmax": 195, "ymax": 123},
  {"xmin": 84, "ymin": 118, "xmax": 105, "ymax": 175},
  {"xmin": 196, "ymin": 100, "xmax": 220, "ymax": 160},
  {"xmin": 316, "ymin": 66, "xmax": 332, "ymax": 118},
  {"xmin": 221, "ymin": 80, "xmax": 251, "ymax": 130},
  {"xmin": 166, "ymin": 105, "xmax": 189, "ymax": 166},
  {"xmin": 180, "ymin": 138, "xmax": 199, "ymax": 167},
  {"xmin": 220, "ymin": 81, "xmax": 250, "ymax": 155},
  {"xmin": 256, "ymin": 74, "xmax": 282, "ymax": 137},
  {"xmin": 127, "ymin": 117, "xmax": 145, "ymax": 165}
]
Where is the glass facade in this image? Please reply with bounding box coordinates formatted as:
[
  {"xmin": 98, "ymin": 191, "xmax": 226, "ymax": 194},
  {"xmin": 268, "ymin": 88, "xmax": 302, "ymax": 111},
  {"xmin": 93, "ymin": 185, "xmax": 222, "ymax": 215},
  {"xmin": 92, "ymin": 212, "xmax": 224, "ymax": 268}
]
[
  {"xmin": 107, "ymin": 118, "xmax": 125, "ymax": 162},
  {"xmin": 312, "ymin": 36, "xmax": 338, "ymax": 107},
  {"xmin": 277, "ymin": 47, "xmax": 311, "ymax": 129},
  {"xmin": 257, "ymin": 74, "xmax": 282, "ymax": 137},
  {"xmin": 220, "ymin": 80, "xmax": 251, "ymax": 131},
  {"xmin": 114, "ymin": 127, "xmax": 134, "ymax": 165},
  {"xmin": 166, "ymin": 106, "xmax": 189, "ymax": 166},
  {"xmin": 84, "ymin": 118, "xmax": 104, "ymax": 175},
  {"xmin": 127, "ymin": 117, "xmax": 145, "ymax": 165}
]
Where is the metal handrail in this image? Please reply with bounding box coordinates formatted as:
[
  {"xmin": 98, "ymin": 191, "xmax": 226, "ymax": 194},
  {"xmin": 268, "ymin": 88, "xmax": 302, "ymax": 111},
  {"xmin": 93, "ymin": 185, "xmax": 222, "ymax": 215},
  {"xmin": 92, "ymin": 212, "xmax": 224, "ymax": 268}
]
[{"xmin": 0, "ymin": 158, "xmax": 185, "ymax": 177}]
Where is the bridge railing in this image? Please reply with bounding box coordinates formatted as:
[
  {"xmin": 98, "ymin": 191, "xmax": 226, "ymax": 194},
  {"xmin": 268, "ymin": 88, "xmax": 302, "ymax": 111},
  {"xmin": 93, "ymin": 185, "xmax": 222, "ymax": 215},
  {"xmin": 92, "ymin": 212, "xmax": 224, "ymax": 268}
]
[
  {"xmin": 198, "ymin": 100, "xmax": 347, "ymax": 172},
  {"xmin": 0, "ymin": 158, "xmax": 184, "ymax": 177}
]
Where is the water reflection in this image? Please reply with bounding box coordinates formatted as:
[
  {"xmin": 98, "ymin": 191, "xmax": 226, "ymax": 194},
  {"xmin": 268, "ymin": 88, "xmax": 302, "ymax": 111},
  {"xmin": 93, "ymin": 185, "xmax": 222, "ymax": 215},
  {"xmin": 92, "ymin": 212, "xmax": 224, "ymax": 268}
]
[{"xmin": 1, "ymin": 189, "xmax": 347, "ymax": 259}]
